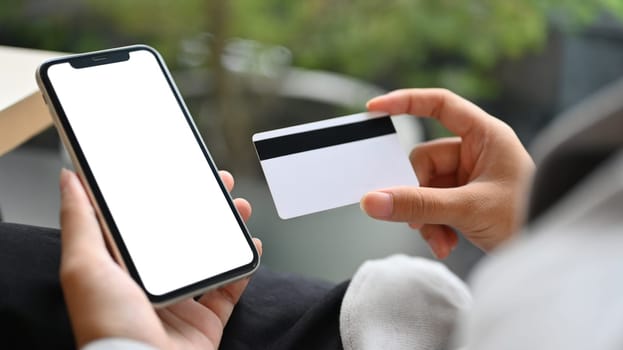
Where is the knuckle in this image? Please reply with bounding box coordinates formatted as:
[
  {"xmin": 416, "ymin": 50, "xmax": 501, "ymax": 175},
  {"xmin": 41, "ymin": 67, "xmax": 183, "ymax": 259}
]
[
  {"xmin": 408, "ymin": 147, "xmax": 419, "ymax": 163},
  {"xmin": 59, "ymin": 203, "xmax": 74, "ymax": 222},
  {"xmin": 396, "ymin": 189, "xmax": 437, "ymax": 222},
  {"xmin": 60, "ymin": 258, "xmax": 86, "ymax": 285},
  {"xmin": 433, "ymin": 88, "xmax": 455, "ymax": 103},
  {"xmin": 435, "ymin": 87, "xmax": 453, "ymax": 97},
  {"xmin": 408, "ymin": 148, "xmax": 423, "ymax": 172},
  {"xmin": 60, "ymin": 200, "xmax": 87, "ymax": 222},
  {"xmin": 61, "ymin": 255, "xmax": 106, "ymax": 288},
  {"xmin": 408, "ymin": 145, "xmax": 428, "ymax": 167},
  {"xmin": 59, "ymin": 212, "xmax": 78, "ymax": 232},
  {"xmin": 419, "ymin": 192, "xmax": 440, "ymax": 219}
]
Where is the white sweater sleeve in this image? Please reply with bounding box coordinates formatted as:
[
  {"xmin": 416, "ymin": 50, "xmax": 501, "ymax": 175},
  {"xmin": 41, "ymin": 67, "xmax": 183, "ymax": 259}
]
[
  {"xmin": 81, "ymin": 338, "xmax": 159, "ymax": 350},
  {"xmin": 340, "ymin": 254, "xmax": 472, "ymax": 350}
]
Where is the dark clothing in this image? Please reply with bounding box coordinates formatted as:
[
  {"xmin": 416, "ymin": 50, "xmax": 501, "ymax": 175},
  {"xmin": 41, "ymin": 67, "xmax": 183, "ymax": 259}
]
[
  {"xmin": 0, "ymin": 222, "xmax": 346, "ymax": 350},
  {"xmin": 0, "ymin": 223, "xmax": 71, "ymax": 349}
]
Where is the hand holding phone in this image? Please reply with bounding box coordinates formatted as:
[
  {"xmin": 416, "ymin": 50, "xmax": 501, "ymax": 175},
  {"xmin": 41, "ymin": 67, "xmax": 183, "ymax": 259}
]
[
  {"xmin": 59, "ymin": 168, "xmax": 261, "ymax": 348},
  {"xmin": 37, "ymin": 45, "xmax": 259, "ymax": 306}
]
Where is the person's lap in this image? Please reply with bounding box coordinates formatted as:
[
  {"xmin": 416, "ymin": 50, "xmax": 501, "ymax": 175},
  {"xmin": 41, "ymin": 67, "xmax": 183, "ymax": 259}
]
[
  {"xmin": 0, "ymin": 222, "xmax": 71, "ymax": 349},
  {"xmin": 0, "ymin": 222, "xmax": 345, "ymax": 349}
]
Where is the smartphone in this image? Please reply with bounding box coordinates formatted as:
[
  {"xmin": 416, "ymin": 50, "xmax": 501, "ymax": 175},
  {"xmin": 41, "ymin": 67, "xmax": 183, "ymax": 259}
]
[{"xmin": 37, "ymin": 45, "xmax": 259, "ymax": 306}]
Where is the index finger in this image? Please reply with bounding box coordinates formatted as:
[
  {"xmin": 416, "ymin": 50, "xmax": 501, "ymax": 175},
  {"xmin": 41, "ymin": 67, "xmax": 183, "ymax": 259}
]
[{"xmin": 367, "ymin": 88, "xmax": 496, "ymax": 138}]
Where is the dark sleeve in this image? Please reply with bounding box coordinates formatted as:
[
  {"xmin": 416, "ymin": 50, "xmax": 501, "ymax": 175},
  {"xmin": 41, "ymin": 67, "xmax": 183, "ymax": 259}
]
[{"xmin": 222, "ymin": 267, "xmax": 348, "ymax": 350}]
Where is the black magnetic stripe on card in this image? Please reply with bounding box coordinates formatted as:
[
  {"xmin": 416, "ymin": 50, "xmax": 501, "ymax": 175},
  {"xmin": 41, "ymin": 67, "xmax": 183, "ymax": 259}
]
[{"xmin": 254, "ymin": 116, "xmax": 394, "ymax": 160}]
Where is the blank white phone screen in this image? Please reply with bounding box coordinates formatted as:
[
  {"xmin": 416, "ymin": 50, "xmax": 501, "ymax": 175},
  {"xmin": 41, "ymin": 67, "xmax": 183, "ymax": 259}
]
[{"xmin": 47, "ymin": 50, "xmax": 254, "ymax": 296}]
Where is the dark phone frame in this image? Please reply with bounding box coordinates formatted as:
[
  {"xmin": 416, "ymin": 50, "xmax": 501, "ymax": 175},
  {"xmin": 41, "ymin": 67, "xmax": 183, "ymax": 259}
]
[{"xmin": 37, "ymin": 45, "xmax": 259, "ymax": 305}]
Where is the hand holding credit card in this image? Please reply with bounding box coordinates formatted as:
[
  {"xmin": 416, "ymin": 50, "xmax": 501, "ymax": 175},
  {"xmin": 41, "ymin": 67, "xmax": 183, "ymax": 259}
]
[{"xmin": 253, "ymin": 112, "xmax": 419, "ymax": 219}]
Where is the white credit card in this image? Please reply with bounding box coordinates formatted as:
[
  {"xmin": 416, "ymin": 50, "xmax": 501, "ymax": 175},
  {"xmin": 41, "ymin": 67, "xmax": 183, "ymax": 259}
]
[{"xmin": 252, "ymin": 111, "xmax": 419, "ymax": 219}]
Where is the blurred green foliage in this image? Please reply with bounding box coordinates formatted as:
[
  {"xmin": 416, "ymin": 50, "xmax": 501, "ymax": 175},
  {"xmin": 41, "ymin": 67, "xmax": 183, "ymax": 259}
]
[
  {"xmin": 90, "ymin": 0, "xmax": 623, "ymax": 97},
  {"xmin": 2, "ymin": 0, "xmax": 622, "ymax": 98},
  {"xmin": 232, "ymin": 0, "xmax": 623, "ymax": 97}
]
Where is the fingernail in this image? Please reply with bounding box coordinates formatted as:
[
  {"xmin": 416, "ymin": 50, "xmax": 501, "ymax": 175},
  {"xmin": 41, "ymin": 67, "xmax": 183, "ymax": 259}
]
[
  {"xmin": 409, "ymin": 222, "xmax": 423, "ymax": 230},
  {"xmin": 426, "ymin": 236, "xmax": 441, "ymax": 259},
  {"xmin": 366, "ymin": 96, "xmax": 383, "ymax": 109},
  {"xmin": 361, "ymin": 191, "xmax": 394, "ymax": 219}
]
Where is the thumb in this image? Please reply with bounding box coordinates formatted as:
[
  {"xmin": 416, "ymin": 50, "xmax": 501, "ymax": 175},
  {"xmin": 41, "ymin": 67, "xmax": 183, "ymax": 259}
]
[{"xmin": 361, "ymin": 186, "xmax": 466, "ymax": 225}]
